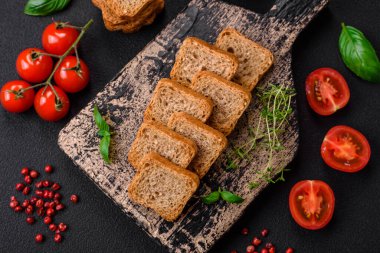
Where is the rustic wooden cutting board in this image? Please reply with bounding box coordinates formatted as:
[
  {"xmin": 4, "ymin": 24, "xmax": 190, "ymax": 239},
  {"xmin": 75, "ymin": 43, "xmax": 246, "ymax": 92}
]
[{"xmin": 58, "ymin": 0, "xmax": 328, "ymax": 251}]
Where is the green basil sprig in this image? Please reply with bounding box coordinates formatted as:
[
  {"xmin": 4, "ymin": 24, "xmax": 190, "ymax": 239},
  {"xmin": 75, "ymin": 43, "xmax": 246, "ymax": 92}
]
[
  {"xmin": 202, "ymin": 188, "xmax": 244, "ymax": 205},
  {"xmin": 93, "ymin": 104, "xmax": 111, "ymax": 164},
  {"xmin": 339, "ymin": 23, "xmax": 380, "ymax": 83},
  {"xmin": 24, "ymin": 0, "xmax": 71, "ymax": 16}
]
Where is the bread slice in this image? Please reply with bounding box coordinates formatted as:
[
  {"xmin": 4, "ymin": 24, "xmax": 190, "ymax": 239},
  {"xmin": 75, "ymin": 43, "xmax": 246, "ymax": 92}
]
[
  {"xmin": 100, "ymin": 0, "xmax": 163, "ymax": 26},
  {"xmin": 191, "ymin": 71, "xmax": 252, "ymax": 136},
  {"xmin": 106, "ymin": 0, "xmax": 155, "ymax": 18},
  {"xmin": 168, "ymin": 112, "xmax": 227, "ymax": 178},
  {"xmin": 170, "ymin": 37, "xmax": 239, "ymax": 86},
  {"xmin": 144, "ymin": 78, "xmax": 213, "ymax": 126},
  {"xmin": 93, "ymin": 0, "xmax": 163, "ymax": 33},
  {"xmin": 215, "ymin": 28, "xmax": 274, "ymax": 91},
  {"xmin": 128, "ymin": 121, "xmax": 197, "ymax": 169},
  {"xmin": 128, "ymin": 152, "xmax": 199, "ymax": 221}
]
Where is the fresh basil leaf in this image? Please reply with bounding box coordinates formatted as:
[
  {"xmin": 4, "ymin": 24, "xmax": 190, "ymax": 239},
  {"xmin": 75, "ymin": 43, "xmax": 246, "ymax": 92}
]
[
  {"xmin": 100, "ymin": 136, "xmax": 111, "ymax": 164},
  {"xmin": 24, "ymin": 0, "xmax": 71, "ymax": 16},
  {"xmin": 202, "ymin": 191, "xmax": 220, "ymax": 204},
  {"xmin": 97, "ymin": 130, "xmax": 111, "ymax": 137},
  {"xmin": 339, "ymin": 23, "xmax": 380, "ymax": 83},
  {"xmin": 220, "ymin": 191, "xmax": 244, "ymax": 204},
  {"xmin": 94, "ymin": 104, "xmax": 112, "ymax": 164},
  {"xmin": 100, "ymin": 120, "xmax": 110, "ymax": 132},
  {"xmin": 93, "ymin": 105, "xmax": 104, "ymax": 129}
]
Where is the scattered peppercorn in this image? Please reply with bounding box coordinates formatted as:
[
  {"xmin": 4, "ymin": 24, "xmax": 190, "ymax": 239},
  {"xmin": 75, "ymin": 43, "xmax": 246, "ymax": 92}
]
[
  {"xmin": 35, "ymin": 234, "xmax": 44, "ymax": 243},
  {"xmin": 54, "ymin": 233, "xmax": 63, "ymax": 243},
  {"xmin": 286, "ymin": 248, "xmax": 294, "ymax": 253},
  {"xmin": 70, "ymin": 194, "xmax": 79, "ymax": 203},
  {"xmin": 29, "ymin": 170, "xmax": 39, "ymax": 179},
  {"xmin": 26, "ymin": 217, "xmax": 35, "ymax": 225},
  {"xmin": 44, "ymin": 165, "xmax": 53, "ymax": 173},
  {"xmin": 261, "ymin": 229, "xmax": 269, "ymax": 237},
  {"xmin": 252, "ymin": 237, "xmax": 262, "ymax": 246}
]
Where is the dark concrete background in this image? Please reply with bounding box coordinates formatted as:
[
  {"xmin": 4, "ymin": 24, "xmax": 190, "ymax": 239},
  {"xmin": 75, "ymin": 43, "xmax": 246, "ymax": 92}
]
[{"xmin": 0, "ymin": 0, "xmax": 379, "ymax": 252}]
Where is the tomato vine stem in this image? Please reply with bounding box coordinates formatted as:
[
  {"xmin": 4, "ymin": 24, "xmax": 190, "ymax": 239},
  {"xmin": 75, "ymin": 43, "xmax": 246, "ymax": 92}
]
[{"xmin": 16, "ymin": 19, "xmax": 94, "ymax": 103}]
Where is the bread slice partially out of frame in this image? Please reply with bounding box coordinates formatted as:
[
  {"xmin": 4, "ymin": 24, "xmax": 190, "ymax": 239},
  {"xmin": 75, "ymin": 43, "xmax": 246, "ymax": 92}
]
[
  {"xmin": 191, "ymin": 71, "xmax": 252, "ymax": 136},
  {"xmin": 106, "ymin": 0, "xmax": 156, "ymax": 19},
  {"xmin": 144, "ymin": 78, "xmax": 213, "ymax": 126},
  {"xmin": 215, "ymin": 28, "xmax": 274, "ymax": 91},
  {"xmin": 128, "ymin": 152, "xmax": 200, "ymax": 222},
  {"xmin": 168, "ymin": 112, "xmax": 228, "ymax": 178},
  {"xmin": 128, "ymin": 121, "xmax": 197, "ymax": 169},
  {"xmin": 170, "ymin": 37, "xmax": 239, "ymax": 86}
]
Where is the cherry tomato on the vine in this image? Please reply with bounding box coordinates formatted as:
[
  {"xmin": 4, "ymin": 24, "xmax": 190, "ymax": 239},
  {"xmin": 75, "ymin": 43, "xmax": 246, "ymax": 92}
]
[
  {"xmin": 0, "ymin": 80, "xmax": 35, "ymax": 113},
  {"xmin": 34, "ymin": 86, "xmax": 70, "ymax": 122},
  {"xmin": 305, "ymin": 68, "xmax": 350, "ymax": 116},
  {"xmin": 289, "ymin": 180, "xmax": 335, "ymax": 230},
  {"xmin": 321, "ymin": 125, "xmax": 371, "ymax": 173},
  {"xmin": 16, "ymin": 48, "xmax": 53, "ymax": 83},
  {"xmin": 54, "ymin": 56, "xmax": 90, "ymax": 93},
  {"xmin": 42, "ymin": 22, "xmax": 79, "ymax": 56}
]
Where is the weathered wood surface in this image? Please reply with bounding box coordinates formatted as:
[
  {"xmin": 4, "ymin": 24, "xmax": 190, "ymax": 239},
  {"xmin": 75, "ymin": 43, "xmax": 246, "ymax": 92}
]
[{"xmin": 58, "ymin": 0, "xmax": 329, "ymax": 252}]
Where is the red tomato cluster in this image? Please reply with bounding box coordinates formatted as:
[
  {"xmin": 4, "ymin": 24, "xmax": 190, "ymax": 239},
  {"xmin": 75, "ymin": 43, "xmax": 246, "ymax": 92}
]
[
  {"xmin": 0, "ymin": 22, "xmax": 90, "ymax": 121},
  {"xmin": 289, "ymin": 68, "xmax": 372, "ymax": 231}
]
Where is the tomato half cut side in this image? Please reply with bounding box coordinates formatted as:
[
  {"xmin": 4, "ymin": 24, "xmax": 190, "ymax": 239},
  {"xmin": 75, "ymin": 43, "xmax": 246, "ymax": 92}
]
[
  {"xmin": 305, "ymin": 68, "xmax": 350, "ymax": 116},
  {"xmin": 289, "ymin": 180, "xmax": 335, "ymax": 230},
  {"xmin": 321, "ymin": 125, "xmax": 371, "ymax": 173}
]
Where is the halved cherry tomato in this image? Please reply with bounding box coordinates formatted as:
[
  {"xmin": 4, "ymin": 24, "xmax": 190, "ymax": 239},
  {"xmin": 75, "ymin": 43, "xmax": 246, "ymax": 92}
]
[
  {"xmin": 305, "ymin": 68, "xmax": 350, "ymax": 116},
  {"xmin": 34, "ymin": 86, "xmax": 70, "ymax": 122},
  {"xmin": 16, "ymin": 48, "xmax": 53, "ymax": 83},
  {"xmin": 289, "ymin": 180, "xmax": 335, "ymax": 230},
  {"xmin": 321, "ymin": 125, "xmax": 370, "ymax": 172},
  {"xmin": 42, "ymin": 22, "xmax": 79, "ymax": 56},
  {"xmin": 0, "ymin": 80, "xmax": 35, "ymax": 113},
  {"xmin": 54, "ymin": 56, "xmax": 90, "ymax": 93}
]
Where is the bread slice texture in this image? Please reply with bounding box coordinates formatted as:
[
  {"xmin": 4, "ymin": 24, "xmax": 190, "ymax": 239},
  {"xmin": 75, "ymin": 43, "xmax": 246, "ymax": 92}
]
[
  {"xmin": 144, "ymin": 78, "xmax": 213, "ymax": 126},
  {"xmin": 101, "ymin": 0, "xmax": 163, "ymax": 26},
  {"xmin": 107, "ymin": 0, "xmax": 155, "ymax": 18},
  {"xmin": 168, "ymin": 112, "xmax": 227, "ymax": 178},
  {"xmin": 170, "ymin": 37, "xmax": 239, "ymax": 86},
  {"xmin": 128, "ymin": 152, "xmax": 199, "ymax": 222},
  {"xmin": 92, "ymin": 0, "xmax": 163, "ymax": 33},
  {"xmin": 128, "ymin": 121, "xmax": 197, "ymax": 169},
  {"xmin": 215, "ymin": 28, "xmax": 274, "ymax": 91},
  {"xmin": 191, "ymin": 71, "xmax": 252, "ymax": 136}
]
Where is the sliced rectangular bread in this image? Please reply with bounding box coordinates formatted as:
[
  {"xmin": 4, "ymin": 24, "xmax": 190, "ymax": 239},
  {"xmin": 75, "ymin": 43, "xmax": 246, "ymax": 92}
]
[
  {"xmin": 168, "ymin": 112, "xmax": 228, "ymax": 178},
  {"xmin": 215, "ymin": 28, "xmax": 274, "ymax": 91},
  {"xmin": 106, "ymin": 0, "xmax": 155, "ymax": 18},
  {"xmin": 128, "ymin": 121, "xmax": 197, "ymax": 169},
  {"xmin": 191, "ymin": 71, "xmax": 252, "ymax": 136},
  {"xmin": 170, "ymin": 37, "xmax": 239, "ymax": 86},
  {"xmin": 101, "ymin": 0, "xmax": 163, "ymax": 26},
  {"xmin": 128, "ymin": 152, "xmax": 199, "ymax": 221},
  {"xmin": 144, "ymin": 78, "xmax": 213, "ymax": 126}
]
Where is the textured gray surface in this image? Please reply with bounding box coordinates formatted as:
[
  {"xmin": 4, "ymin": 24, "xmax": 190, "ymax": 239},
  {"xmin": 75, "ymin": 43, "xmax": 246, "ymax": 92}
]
[{"xmin": 58, "ymin": 0, "xmax": 328, "ymax": 252}]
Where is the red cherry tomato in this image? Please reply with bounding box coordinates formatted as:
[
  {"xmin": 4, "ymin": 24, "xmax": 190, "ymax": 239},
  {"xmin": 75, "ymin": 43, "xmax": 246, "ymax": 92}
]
[
  {"xmin": 305, "ymin": 68, "xmax": 350, "ymax": 116},
  {"xmin": 42, "ymin": 22, "xmax": 79, "ymax": 56},
  {"xmin": 54, "ymin": 56, "xmax": 90, "ymax": 93},
  {"xmin": 0, "ymin": 80, "xmax": 35, "ymax": 113},
  {"xmin": 289, "ymin": 180, "xmax": 335, "ymax": 230},
  {"xmin": 34, "ymin": 86, "xmax": 70, "ymax": 122},
  {"xmin": 16, "ymin": 48, "xmax": 53, "ymax": 83},
  {"xmin": 321, "ymin": 125, "xmax": 371, "ymax": 173}
]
